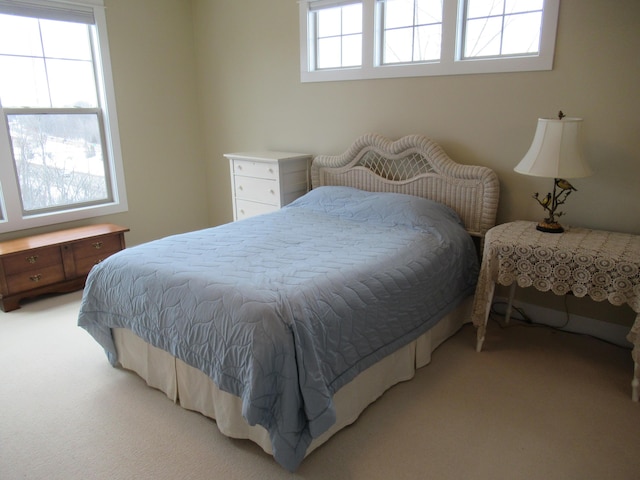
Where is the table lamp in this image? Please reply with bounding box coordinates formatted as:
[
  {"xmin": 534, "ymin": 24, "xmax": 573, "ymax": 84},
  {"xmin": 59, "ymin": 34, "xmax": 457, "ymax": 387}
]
[{"xmin": 514, "ymin": 111, "xmax": 592, "ymax": 233}]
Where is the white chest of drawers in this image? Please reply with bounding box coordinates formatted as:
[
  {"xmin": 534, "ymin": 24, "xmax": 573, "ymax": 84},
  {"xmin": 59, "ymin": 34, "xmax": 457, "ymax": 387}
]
[{"xmin": 223, "ymin": 151, "xmax": 311, "ymax": 221}]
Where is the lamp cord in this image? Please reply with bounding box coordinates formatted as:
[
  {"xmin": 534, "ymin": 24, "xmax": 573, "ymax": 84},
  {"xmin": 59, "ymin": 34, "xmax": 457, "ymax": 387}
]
[{"xmin": 488, "ymin": 299, "xmax": 629, "ymax": 350}]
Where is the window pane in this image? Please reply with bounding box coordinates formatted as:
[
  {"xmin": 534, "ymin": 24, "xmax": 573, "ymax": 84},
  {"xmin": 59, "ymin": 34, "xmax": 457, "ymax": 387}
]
[
  {"xmin": 0, "ymin": 56, "xmax": 49, "ymax": 107},
  {"xmin": 464, "ymin": 16, "xmax": 502, "ymax": 57},
  {"xmin": 317, "ymin": 7, "xmax": 341, "ymax": 37},
  {"xmin": 46, "ymin": 59, "xmax": 97, "ymax": 107},
  {"xmin": 502, "ymin": 12, "xmax": 541, "ymax": 54},
  {"xmin": 416, "ymin": 0, "xmax": 442, "ymax": 24},
  {"xmin": 384, "ymin": 28, "xmax": 413, "ymax": 63},
  {"xmin": 342, "ymin": 4, "xmax": 362, "ymax": 35},
  {"xmin": 385, "ymin": 0, "xmax": 415, "ymax": 29},
  {"xmin": 40, "ymin": 20, "xmax": 92, "ymax": 61},
  {"xmin": 317, "ymin": 37, "xmax": 342, "ymax": 69},
  {"xmin": 7, "ymin": 113, "xmax": 109, "ymax": 212},
  {"xmin": 342, "ymin": 34, "xmax": 362, "ymax": 66},
  {"xmin": 414, "ymin": 24, "xmax": 441, "ymax": 61},
  {"xmin": 467, "ymin": 0, "xmax": 504, "ymax": 18},
  {"xmin": 505, "ymin": 0, "xmax": 543, "ymax": 14},
  {"xmin": 0, "ymin": 14, "xmax": 42, "ymax": 57}
]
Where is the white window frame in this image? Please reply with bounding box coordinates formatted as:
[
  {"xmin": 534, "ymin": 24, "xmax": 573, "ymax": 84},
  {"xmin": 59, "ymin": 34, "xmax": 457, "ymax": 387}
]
[
  {"xmin": 300, "ymin": 0, "xmax": 560, "ymax": 82},
  {"xmin": 0, "ymin": 0, "xmax": 127, "ymax": 233}
]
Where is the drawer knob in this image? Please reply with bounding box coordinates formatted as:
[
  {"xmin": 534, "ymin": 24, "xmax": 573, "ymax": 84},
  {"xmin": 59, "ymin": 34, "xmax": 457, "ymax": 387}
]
[
  {"xmin": 269, "ymin": 189, "xmax": 275, "ymax": 195},
  {"xmin": 93, "ymin": 241, "xmax": 103, "ymax": 249},
  {"xmin": 26, "ymin": 255, "xmax": 38, "ymax": 264},
  {"xmin": 268, "ymin": 168, "xmax": 274, "ymax": 174},
  {"xmin": 237, "ymin": 165, "xmax": 243, "ymax": 171},
  {"xmin": 30, "ymin": 274, "xmax": 42, "ymax": 282}
]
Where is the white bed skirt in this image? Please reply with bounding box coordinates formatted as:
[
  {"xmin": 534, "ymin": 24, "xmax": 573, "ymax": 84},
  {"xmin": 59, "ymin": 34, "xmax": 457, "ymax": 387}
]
[{"xmin": 112, "ymin": 297, "xmax": 472, "ymax": 458}]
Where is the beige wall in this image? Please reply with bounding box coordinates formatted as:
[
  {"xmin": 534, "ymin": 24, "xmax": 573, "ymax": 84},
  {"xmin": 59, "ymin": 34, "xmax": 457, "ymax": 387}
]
[
  {"xmin": 99, "ymin": 0, "xmax": 209, "ymax": 245},
  {"xmin": 195, "ymin": 0, "xmax": 639, "ymax": 235},
  {"xmin": 193, "ymin": 0, "xmax": 639, "ymax": 325}
]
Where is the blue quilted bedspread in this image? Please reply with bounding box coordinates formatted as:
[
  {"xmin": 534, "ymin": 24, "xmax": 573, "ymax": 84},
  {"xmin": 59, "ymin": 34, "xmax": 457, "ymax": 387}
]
[{"xmin": 78, "ymin": 186, "xmax": 479, "ymax": 471}]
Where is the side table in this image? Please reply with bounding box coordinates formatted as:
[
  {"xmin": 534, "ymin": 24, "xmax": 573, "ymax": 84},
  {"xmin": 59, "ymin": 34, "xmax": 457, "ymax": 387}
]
[{"xmin": 471, "ymin": 221, "xmax": 640, "ymax": 402}]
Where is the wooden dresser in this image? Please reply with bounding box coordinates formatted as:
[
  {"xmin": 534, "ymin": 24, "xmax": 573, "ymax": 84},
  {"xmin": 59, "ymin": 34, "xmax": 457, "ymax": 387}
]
[{"xmin": 0, "ymin": 224, "xmax": 129, "ymax": 311}]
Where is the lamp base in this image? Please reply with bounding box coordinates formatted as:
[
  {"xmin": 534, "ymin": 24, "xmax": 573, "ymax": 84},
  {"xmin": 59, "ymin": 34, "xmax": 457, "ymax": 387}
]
[{"xmin": 536, "ymin": 221, "xmax": 564, "ymax": 233}]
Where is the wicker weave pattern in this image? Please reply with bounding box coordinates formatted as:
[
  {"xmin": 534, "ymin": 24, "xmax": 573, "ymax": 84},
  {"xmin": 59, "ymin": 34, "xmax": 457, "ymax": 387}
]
[
  {"xmin": 311, "ymin": 133, "xmax": 500, "ymax": 238},
  {"xmin": 358, "ymin": 150, "xmax": 436, "ymax": 180}
]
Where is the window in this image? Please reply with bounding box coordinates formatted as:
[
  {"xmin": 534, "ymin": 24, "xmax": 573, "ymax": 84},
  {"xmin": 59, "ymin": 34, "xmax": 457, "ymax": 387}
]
[
  {"xmin": 314, "ymin": 2, "xmax": 362, "ymax": 69},
  {"xmin": 462, "ymin": 0, "xmax": 544, "ymax": 59},
  {"xmin": 0, "ymin": 0, "xmax": 127, "ymax": 233},
  {"xmin": 380, "ymin": 0, "xmax": 443, "ymax": 65},
  {"xmin": 299, "ymin": 0, "xmax": 559, "ymax": 82}
]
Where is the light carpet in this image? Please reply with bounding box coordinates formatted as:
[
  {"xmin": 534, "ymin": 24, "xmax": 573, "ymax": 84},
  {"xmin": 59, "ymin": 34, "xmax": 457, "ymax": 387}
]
[{"xmin": 1, "ymin": 291, "xmax": 638, "ymax": 479}]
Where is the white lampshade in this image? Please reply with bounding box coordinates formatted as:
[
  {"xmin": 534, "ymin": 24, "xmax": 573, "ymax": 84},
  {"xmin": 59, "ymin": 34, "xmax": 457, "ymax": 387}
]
[{"xmin": 514, "ymin": 117, "xmax": 592, "ymax": 178}]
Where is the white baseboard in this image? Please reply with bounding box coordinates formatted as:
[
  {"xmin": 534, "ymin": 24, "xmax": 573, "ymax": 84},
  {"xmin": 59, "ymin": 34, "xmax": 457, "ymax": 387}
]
[{"xmin": 492, "ymin": 296, "xmax": 633, "ymax": 348}]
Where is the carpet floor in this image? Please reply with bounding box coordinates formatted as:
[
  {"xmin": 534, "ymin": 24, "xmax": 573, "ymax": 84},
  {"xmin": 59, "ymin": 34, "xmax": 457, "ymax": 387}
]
[{"xmin": 1, "ymin": 291, "xmax": 638, "ymax": 479}]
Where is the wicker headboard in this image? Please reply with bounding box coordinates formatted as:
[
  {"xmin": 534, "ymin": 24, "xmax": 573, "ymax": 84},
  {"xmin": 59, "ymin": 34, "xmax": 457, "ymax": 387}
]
[{"xmin": 311, "ymin": 133, "xmax": 500, "ymax": 239}]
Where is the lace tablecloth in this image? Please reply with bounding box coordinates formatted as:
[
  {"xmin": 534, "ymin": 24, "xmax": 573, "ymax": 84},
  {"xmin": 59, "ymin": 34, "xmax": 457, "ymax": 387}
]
[{"xmin": 471, "ymin": 221, "xmax": 640, "ymax": 400}]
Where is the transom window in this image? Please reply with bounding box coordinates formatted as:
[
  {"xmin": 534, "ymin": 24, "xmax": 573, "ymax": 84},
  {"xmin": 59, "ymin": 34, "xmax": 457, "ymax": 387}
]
[
  {"xmin": 380, "ymin": 0, "xmax": 443, "ymax": 65},
  {"xmin": 0, "ymin": 0, "xmax": 127, "ymax": 233},
  {"xmin": 462, "ymin": 0, "xmax": 544, "ymax": 59},
  {"xmin": 314, "ymin": 2, "xmax": 363, "ymax": 69},
  {"xmin": 299, "ymin": 0, "xmax": 559, "ymax": 82}
]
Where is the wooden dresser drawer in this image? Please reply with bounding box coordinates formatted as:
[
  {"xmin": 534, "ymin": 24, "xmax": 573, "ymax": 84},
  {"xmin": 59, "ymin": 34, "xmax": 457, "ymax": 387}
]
[
  {"xmin": 72, "ymin": 235, "xmax": 123, "ymax": 276},
  {"xmin": 2, "ymin": 245, "xmax": 63, "ymax": 276},
  {"xmin": 6, "ymin": 264, "xmax": 66, "ymax": 295},
  {"xmin": 74, "ymin": 249, "xmax": 120, "ymax": 276},
  {"xmin": 72, "ymin": 234, "xmax": 122, "ymax": 260}
]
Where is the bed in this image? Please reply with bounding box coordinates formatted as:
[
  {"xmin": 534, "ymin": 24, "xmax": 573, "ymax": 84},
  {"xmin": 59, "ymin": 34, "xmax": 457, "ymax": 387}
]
[{"xmin": 78, "ymin": 133, "xmax": 499, "ymax": 471}]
